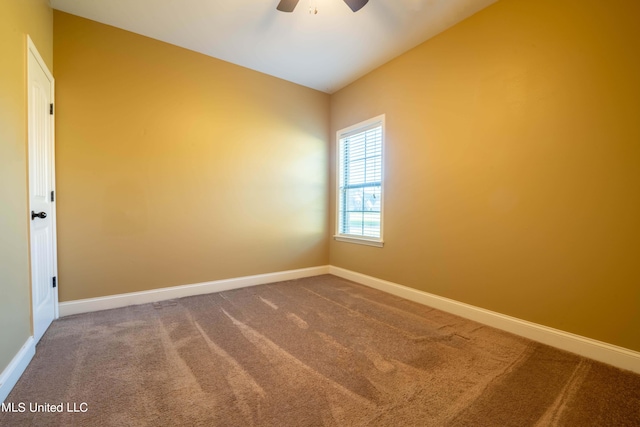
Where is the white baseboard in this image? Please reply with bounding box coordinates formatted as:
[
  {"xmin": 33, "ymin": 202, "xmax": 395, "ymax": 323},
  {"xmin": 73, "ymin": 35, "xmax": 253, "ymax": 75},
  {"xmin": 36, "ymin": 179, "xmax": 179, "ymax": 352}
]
[
  {"xmin": 0, "ymin": 337, "xmax": 35, "ymax": 403},
  {"xmin": 56, "ymin": 264, "xmax": 640, "ymax": 374},
  {"xmin": 59, "ymin": 266, "xmax": 330, "ymax": 317},
  {"xmin": 329, "ymin": 266, "xmax": 640, "ymax": 375}
]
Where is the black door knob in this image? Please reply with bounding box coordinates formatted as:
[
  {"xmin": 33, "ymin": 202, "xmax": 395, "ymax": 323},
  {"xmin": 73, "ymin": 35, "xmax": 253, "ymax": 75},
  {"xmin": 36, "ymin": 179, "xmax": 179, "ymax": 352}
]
[{"xmin": 31, "ymin": 211, "xmax": 47, "ymax": 220}]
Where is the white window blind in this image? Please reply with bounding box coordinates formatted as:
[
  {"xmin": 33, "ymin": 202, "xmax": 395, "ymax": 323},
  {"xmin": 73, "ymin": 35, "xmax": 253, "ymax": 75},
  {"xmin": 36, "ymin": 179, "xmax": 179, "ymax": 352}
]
[{"xmin": 337, "ymin": 116, "xmax": 384, "ymax": 245}]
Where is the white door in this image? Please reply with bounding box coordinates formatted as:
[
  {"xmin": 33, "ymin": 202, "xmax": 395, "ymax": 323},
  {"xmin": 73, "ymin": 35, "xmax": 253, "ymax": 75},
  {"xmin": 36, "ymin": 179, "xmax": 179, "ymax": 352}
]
[{"xmin": 27, "ymin": 36, "xmax": 57, "ymax": 344}]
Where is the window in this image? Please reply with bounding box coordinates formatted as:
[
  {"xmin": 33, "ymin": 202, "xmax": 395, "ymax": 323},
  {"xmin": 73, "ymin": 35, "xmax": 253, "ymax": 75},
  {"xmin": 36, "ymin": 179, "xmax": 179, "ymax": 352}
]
[{"xmin": 335, "ymin": 115, "xmax": 384, "ymax": 247}]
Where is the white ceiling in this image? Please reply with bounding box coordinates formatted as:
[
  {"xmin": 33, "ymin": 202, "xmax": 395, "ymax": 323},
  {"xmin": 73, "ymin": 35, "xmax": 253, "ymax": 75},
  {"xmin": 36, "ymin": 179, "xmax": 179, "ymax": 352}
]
[{"xmin": 51, "ymin": 0, "xmax": 497, "ymax": 93}]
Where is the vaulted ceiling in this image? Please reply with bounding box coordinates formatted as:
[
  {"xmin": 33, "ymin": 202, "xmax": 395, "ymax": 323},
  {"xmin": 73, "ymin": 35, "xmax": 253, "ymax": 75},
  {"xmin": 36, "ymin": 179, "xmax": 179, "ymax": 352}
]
[{"xmin": 51, "ymin": 0, "xmax": 497, "ymax": 93}]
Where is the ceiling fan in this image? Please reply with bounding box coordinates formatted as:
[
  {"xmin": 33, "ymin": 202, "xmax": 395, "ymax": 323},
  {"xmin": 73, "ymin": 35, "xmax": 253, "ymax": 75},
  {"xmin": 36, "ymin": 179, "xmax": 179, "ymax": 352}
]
[{"xmin": 277, "ymin": 0, "xmax": 369, "ymax": 13}]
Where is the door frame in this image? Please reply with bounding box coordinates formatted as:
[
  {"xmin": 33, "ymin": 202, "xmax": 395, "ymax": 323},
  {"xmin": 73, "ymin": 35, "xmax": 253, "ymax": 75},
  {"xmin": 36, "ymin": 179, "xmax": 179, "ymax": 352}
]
[{"xmin": 27, "ymin": 35, "xmax": 59, "ymax": 331}]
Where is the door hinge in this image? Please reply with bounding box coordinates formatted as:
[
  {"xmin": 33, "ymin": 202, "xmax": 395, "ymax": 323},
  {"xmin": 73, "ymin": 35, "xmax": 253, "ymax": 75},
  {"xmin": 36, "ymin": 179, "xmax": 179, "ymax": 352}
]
[
  {"xmin": 50, "ymin": 103, "xmax": 53, "ymax": 115},
  {"xmin": 52, "ymin": 277, "xmax": 57, "ymax": 288},
  {"xmin": 51, "ymin": 190, "xmax": 55, "ymax": 202}
]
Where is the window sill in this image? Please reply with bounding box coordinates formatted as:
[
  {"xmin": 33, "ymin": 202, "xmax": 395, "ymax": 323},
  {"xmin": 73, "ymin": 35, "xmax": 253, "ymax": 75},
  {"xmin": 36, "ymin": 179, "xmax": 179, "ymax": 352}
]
[{"xmin": 334, "ymin": 235, "xmax": 384, "ymax": 248}]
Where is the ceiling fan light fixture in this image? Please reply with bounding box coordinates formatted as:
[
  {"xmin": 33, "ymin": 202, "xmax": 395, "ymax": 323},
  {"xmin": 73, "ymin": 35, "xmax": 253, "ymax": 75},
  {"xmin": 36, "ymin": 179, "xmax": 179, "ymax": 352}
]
[
  {"xmin": 276, "ymin": 0, "xmax": 300, "ymax": 13},
  {"xmin": 343, "ymin": 0, "xmax": 369, "ymax": 12},
  {"xmin": 277, "ymin": 0, "xmax": 369, "ymax": 13}
]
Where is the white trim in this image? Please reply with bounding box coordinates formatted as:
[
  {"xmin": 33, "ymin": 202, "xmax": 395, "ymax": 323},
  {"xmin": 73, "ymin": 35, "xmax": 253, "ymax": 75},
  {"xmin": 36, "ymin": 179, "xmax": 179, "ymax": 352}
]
[
  {"xmin": 336, "ymin": 114, "xmax": 385, "ymax": 244},
  {"xmin": 26, "ymin": 36, "xmax": 53, "ymax": 82},
  {"xmin": 27, "ymin": 35, "xmax": 59, "ymax": 331},
  {"xmin": 0, "ymin": 337, "xmax": 35, "ymax": 403},
  {"xmin": 329, "ymin": 266, "xmax": 640, "ymax": 374},
  {"xmin": 337, "ymin": 114, "xmax": 385, "ymax": 138},
  {"xmin": 59, "ymin": 266, "xmax": 330, "ymax": 317},
  {"xmin": 333, "ymin": 235, "xmax": 384, "ymax": 247},
  {"xmin": 55, "ymin": 264, "xmax": 640, "ymax": 374}
]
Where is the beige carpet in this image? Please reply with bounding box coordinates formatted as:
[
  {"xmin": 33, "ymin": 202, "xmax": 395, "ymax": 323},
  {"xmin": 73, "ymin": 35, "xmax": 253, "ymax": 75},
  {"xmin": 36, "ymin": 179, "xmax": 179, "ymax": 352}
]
[{"xmin": 2, "ymin": 275, "xmax": 639, "ymax": 426}]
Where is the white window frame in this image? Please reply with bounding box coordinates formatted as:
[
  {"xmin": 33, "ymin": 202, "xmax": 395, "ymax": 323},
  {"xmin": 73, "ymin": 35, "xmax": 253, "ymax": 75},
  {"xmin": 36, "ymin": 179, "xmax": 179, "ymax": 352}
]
[{"xmin": 334, "ymin": 114, "xmax": 385, "ymax": 248}]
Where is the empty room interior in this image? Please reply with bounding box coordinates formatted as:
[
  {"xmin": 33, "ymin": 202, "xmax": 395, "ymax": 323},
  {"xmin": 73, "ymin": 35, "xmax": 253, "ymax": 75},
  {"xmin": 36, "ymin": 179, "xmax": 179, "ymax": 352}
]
[{"xmin": 1, "ymin": 0, "xmax": 639, "ymax": 425}]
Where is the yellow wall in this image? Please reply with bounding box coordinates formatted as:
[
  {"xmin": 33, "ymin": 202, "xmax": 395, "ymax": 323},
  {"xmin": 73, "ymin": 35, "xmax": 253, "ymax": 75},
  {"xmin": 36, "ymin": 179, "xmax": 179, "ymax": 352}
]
[
  {"xmin": 53, "ymin": 11, "xmax": 330, "ymax": 301},
  {"xmin": 330, "ymin": 0, "xmax": 640, "ymax": 351},
  {"xmin": 6, "ymin": 0, "xmax": 636, "ymax": 376},
  {"xmin": 0, "ymin": 0, "xmax": 634, "ymax": 398},
  {"xmin": 0, "ymin": 0, "xmax": 53, "ymax": 370}
]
